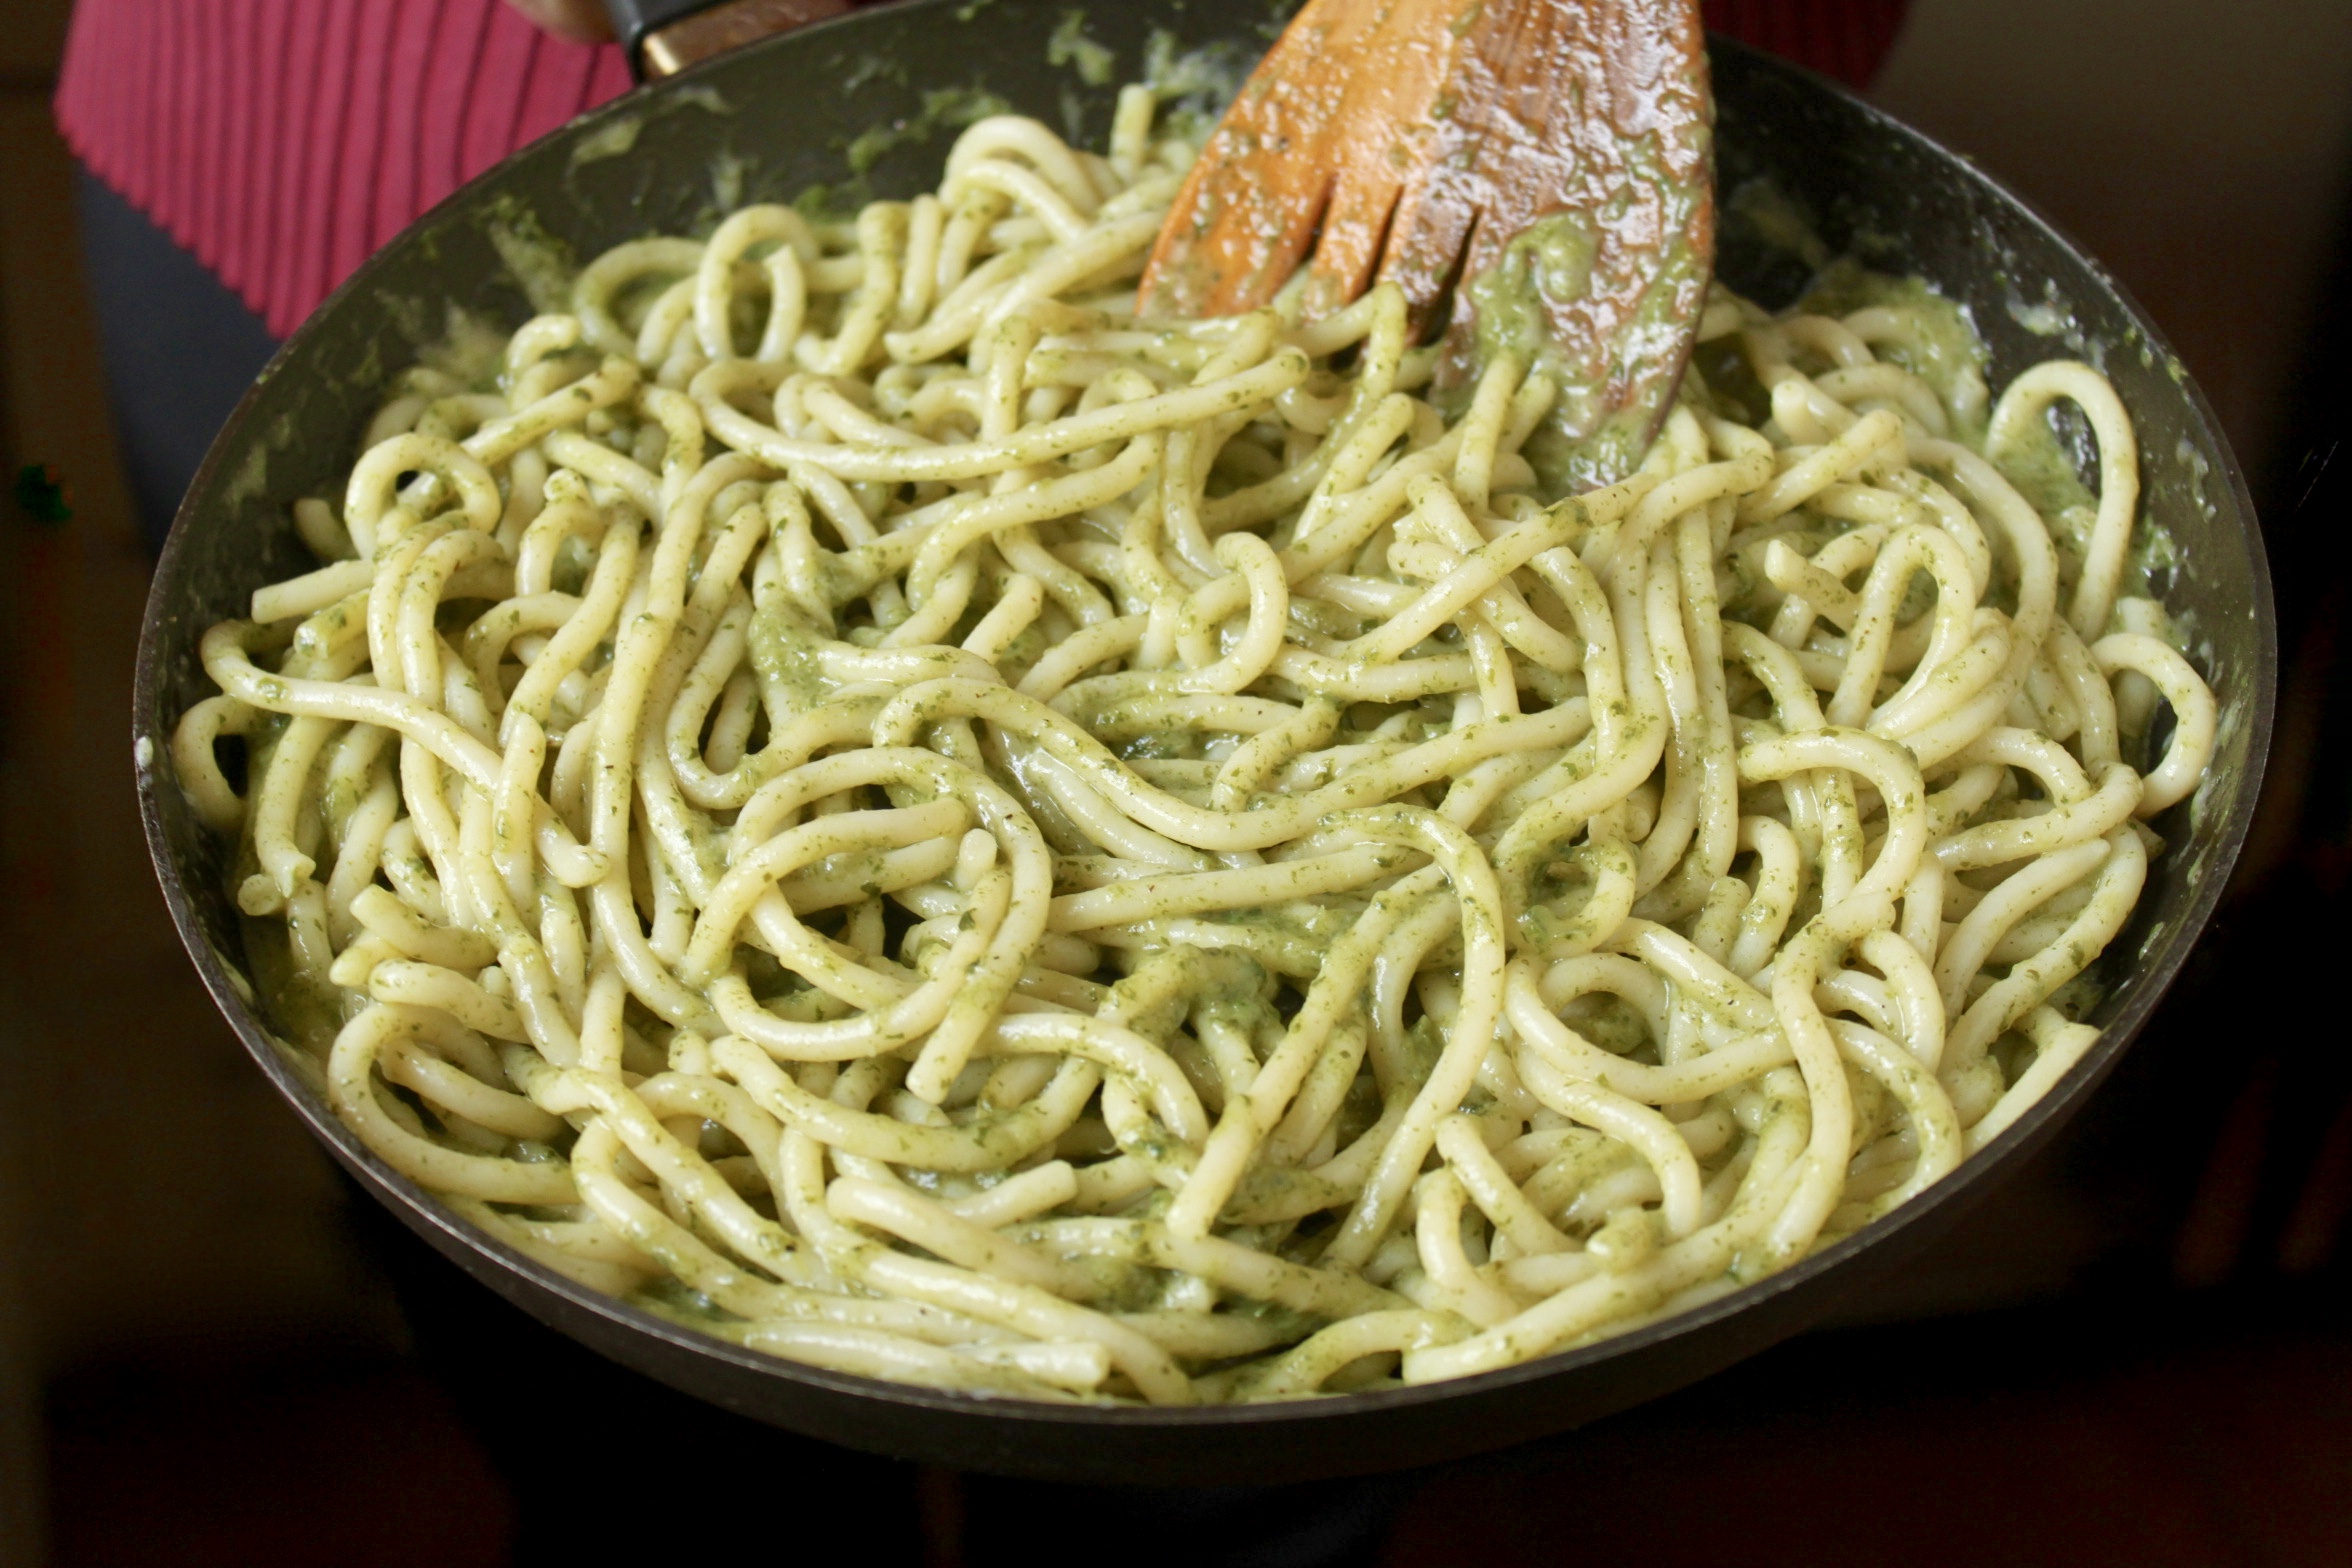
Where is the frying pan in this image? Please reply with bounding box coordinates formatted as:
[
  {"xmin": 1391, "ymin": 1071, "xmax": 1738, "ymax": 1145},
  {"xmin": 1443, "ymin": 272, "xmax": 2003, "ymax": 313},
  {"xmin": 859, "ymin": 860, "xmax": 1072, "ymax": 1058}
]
[{"xmin": 134, "ymin": 0, "xmax": 2276, "ymax": 1485}]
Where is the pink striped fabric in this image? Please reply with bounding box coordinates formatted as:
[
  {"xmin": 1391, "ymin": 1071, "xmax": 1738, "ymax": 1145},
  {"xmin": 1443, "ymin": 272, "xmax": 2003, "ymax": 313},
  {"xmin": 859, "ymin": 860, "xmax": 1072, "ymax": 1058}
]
[
  {"xmin": 54, "ymin": 0, "xmax": 1908, "ymax": 341},
  {"xmin": 56, "ymin": 0, "xmax": 635, "ymax": 337}
]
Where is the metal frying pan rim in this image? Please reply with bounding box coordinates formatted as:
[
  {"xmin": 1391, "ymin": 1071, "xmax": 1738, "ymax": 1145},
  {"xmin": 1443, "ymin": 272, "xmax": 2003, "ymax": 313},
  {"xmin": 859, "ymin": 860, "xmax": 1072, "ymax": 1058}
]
[{"xmin": 133, "ymin": 1, "xmax": 2276, "ymax": 1447}]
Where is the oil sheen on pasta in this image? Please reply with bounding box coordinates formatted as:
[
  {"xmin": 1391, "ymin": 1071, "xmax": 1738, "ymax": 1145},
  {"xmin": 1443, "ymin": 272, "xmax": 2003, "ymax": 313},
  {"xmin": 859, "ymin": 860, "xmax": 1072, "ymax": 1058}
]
[{"xmin": 174, "ymin": 84, "xmax": 2219, "ymax": 1405}]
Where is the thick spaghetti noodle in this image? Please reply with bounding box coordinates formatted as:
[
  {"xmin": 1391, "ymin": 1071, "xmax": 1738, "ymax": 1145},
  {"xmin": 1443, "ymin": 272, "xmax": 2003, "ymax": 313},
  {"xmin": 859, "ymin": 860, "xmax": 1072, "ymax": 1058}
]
[{"xmin": 174, "ymin": 86, "xmax": 2216, "ymax": 1403}]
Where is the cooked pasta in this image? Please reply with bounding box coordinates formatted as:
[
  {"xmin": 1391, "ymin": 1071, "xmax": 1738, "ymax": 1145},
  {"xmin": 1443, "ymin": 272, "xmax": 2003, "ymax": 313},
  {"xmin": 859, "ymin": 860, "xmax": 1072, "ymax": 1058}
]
[{"xmin": 174, "ymin": 85, "xmax": 2216, "ymax": 1404}]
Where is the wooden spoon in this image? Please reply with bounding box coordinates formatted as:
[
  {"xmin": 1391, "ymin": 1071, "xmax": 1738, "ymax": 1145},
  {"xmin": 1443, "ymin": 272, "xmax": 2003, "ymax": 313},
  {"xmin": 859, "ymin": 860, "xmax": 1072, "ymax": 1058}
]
[{"xmin": 1140, "ymin": 0, "xmax": 1713, "ymax": 489}]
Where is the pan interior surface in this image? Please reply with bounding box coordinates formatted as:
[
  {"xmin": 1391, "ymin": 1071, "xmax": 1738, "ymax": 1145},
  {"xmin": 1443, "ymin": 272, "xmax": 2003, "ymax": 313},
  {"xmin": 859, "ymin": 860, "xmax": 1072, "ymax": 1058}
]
[{"xmin": 135, "ymin": 0, "xmax": 2273, "ymax": 1483}]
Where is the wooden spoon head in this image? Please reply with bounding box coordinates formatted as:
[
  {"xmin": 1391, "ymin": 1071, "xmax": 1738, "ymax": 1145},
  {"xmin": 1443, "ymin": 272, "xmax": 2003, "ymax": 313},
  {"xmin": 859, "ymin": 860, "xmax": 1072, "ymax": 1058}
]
[
  {"xmin": 1140, "ymin": 0, "xmax": 1466, "ymax": 319},
  {"xmin": 1142, "ymin": 0, "xmax": 1713, "ymax": 492}
]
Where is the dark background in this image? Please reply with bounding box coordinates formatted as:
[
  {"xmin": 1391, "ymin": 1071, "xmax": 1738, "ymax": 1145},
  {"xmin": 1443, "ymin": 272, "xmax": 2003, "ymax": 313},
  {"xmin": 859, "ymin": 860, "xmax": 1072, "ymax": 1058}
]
[{"xmin": 2, "ymin": 1, "xmax": 2350, "ymax": 1563}]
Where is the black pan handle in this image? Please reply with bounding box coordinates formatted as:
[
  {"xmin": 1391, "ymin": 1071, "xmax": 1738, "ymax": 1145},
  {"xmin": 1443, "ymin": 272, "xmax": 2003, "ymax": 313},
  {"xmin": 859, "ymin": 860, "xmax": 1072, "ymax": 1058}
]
[{"xmin": 601, "ymin": 0, "xmax": 858, "ymax": 80}]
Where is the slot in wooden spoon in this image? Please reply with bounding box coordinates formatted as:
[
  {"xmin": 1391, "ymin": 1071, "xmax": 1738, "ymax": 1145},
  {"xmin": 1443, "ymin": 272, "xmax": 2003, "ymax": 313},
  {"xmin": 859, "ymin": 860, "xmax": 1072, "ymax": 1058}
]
[{"xmin": 1142, "ymin": 0, "xmax": 1713, "ymax": 489}]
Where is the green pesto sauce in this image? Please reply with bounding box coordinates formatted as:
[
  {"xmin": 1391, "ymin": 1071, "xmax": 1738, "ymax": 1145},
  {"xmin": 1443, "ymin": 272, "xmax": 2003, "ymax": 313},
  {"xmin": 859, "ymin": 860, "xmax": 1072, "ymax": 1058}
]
[
  {"xmin": 240, "ymin": 911, "xmax": 346, "ymax": 1057},
  {"xmin": 482, "ymin": 195, "xmax": 578, "ymax": 319},
  {"xmin": 222, "ymin": 440, "xmax": 271, "ymax": 514},
  {"xmin": 1993, "ymin": 422, "xmax": 2099, "ymax": 546},
  {"xmin": 2121, "ymin": 503, "xmax": 2185, "ymax": 607},
  {"xmin": 417, "ymin": 305, "xmax": 513, "ymax": 394},
  {"xmin": 1048, "ymin": 11, "xmax": 1117, "ymax": 87},
  {"xmin": 1722, "ymin": 176, "xmax": 1833, "ymax": 276},
  {"xmin": 1470, "ymin": 213, "xmax": 1601, "ymax": 362},
  {"xmin": 846, "ymin": 86, "xmax": 1018, "ymax": 179},
  {"xmin": 1466, "ymin": 194, "xmax": 1706, "ymax": 495},
  {"xmin": 1799, "ymin": 261, "xmax": 1990, "ymax": 444},
  {"xmin": 1141, "ymin": 29, "xmax": 1263, "ymax": 145},
  {"xmin": 745, "ymin": 599, "xmax": 838, "ymax": 711},
  {"xmin": 568, "ymin": 115, "xmax": 643, "ymax": 168}
]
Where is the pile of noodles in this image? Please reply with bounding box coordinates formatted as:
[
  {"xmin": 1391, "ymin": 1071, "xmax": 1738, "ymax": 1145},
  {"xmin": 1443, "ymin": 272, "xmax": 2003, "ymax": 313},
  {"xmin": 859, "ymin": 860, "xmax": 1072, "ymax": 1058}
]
[{"xmin": 174, "ymin": 86, "xmax": 2216, "ymax": 1403}]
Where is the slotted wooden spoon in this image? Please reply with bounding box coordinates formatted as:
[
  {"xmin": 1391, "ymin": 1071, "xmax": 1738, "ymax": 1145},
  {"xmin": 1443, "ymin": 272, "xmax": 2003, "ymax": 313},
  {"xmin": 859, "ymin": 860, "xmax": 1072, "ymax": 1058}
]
[{"xmin": 1140, "ymin": 0, "xmax": 1713, "ymax": 487}]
